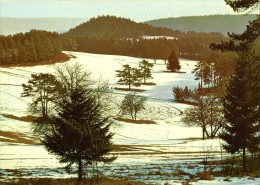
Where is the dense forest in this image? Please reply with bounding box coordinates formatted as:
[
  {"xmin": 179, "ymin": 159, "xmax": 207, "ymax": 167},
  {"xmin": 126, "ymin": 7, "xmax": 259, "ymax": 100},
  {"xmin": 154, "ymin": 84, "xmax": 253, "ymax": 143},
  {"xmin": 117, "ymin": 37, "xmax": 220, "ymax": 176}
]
[
  {"xmin": 64, "ymin": 16, "xmax": 225, "ymax": 60},
  {"xmin": 0, "ymin": 30, "xmax": 76, "ymax": 65}
]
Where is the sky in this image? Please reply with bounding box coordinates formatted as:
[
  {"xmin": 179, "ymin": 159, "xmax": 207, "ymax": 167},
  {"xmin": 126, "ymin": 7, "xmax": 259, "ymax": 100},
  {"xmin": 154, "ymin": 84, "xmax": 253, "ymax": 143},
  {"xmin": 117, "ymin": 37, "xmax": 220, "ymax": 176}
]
[{"xmin": 0, "ymin": 0, "xmax": 242, "ymax": 22}]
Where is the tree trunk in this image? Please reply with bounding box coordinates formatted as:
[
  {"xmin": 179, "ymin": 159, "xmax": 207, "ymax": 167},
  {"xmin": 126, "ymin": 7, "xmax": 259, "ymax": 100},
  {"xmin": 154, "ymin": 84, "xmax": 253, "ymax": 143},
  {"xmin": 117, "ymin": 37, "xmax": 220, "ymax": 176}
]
[
  {"xmin": 78, "ymin": 158, "xmax": 82, "ymax": 183},
  {"xmin": 96, "ymin": 159, "xmax": 99, "ymax": 185},
  {"xmin": 242, "ymin": 147, "xmax": 247, "ymax": 174}
]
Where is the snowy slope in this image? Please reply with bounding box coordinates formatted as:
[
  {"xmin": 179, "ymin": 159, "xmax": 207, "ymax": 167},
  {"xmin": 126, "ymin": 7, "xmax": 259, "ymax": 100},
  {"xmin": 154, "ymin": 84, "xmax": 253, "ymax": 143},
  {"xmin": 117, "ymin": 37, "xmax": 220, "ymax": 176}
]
[{"xmin": 0, "ymin": 52, "xmax": 259, "ymax": 185}]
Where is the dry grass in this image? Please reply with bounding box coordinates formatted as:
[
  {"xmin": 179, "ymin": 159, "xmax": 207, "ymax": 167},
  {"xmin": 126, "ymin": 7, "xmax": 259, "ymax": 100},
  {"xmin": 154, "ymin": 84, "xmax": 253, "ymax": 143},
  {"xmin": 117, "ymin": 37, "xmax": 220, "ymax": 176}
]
[
  {"xmin": 136, "ymin": 82, "xmax": 156, "ymax": 86},
  {"xmin": 0, "ymin": 53, "xmax": 71, "ymax": 68},
  {"xmin": 0, "ymin": 177, "xmax": 152, "ymax": 185},
  {"xmin": 114, "ymin": 117, "xmax": 155, "ymax": 124},
  {"xmin": 0, "ymin": 130, "xmax": 38, "ymax": 145},
  {"xmin": 1, "ymin": 114, "xmax": 38, "ymax": 122},
  {"xmin": 114, "ymin": 87, "xmax": 146, "ymax": 92},
  {"xmin": 162, "ymin": 70, "xmax": 186, "ymax": 74}
]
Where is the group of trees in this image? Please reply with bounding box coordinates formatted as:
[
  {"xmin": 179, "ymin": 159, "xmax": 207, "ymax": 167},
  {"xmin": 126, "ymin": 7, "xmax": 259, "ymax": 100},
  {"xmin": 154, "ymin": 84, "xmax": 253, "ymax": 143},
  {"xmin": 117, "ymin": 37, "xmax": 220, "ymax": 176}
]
[
  {"xmin": 0, "ymin": 30, "xmax": 76, "ymax": 65},
  {"xmin": 75, "ymin": 37, "xmax": 179, "ymax": 61},
  {"xmin": 21, "ymin": 63, "xmax": 115, "ymax": 183},
  {"xmin": 193, "ymin": 51, "xmax": 235, "ymax": 92},
  {"xmin": 116, "ymin": 60, "xmax": 154, "ymax": 89},
  {"xmin": 172, "ymin": 86, "xmax": 195, "ymax": 103}
]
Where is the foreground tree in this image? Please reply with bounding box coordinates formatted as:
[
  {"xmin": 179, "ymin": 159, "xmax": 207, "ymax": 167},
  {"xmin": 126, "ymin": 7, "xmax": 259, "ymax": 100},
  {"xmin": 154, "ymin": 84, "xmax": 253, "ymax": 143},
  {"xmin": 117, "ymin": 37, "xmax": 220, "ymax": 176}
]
[
  {"xmin": 120, "ymin": 93, "xmax": 147, "ymax": 120},
  {"xmin": 138, "ymin": 60, "xmax": 154, "ymax": 83},
  {"xmin": 43, "ymin": 87, "xmax": 116, "ymax": 183},
  {"xmin": 211, "ymin": 1, "xmax": 260, "ymax": 173},
  {"xmin": 219, "ymin": 53, "xmax": 259, "ymax": 173},
  {"xmin": 166, "ymin": 50, "xmax": 181, "ymax": 72},
  {"xmin": 116, "ymin": 64, "xmax": 141, "ymax": 89},
  {"xmin": 224, "ymin": 0, "xmax": 260, "ymax": 12}
]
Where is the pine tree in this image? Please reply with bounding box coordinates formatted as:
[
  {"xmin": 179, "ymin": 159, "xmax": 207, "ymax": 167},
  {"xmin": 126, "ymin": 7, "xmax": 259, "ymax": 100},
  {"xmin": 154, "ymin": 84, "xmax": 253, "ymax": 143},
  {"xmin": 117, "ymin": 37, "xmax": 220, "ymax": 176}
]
[
  {"xmin": 21, "ymin": 73, "xmax": 60, "ymax": 119},
  {"xmin": 225, "ymin": 0, "xmax": 259, "ymax": 12},
  {"xmin": 43, "ymin": 87, "xmax": 116, "ymax": 182},
  {"xmin": 219, "ymin": 53, "xmax": 259, "ymax": 173},
  {"xmin": 167, "ymin": 50, "xmax": 181, "ymax": 72},
  {"xmin": 138, "ymin": 60, "xmax": 154, "ymax": 83},
  {"xmin": 116, "ymin": 64, "xmax": 141, "ymax": 89}
]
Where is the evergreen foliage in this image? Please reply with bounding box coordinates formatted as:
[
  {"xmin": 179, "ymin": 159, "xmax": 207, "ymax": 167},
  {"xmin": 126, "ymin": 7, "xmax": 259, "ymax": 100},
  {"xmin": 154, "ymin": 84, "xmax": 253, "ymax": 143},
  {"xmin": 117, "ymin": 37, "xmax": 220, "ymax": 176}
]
[
  {"xmin": 43, "ymin": 87, "xmax": 115, "ymax": 182},
  {"xmin": 219, "ymin": 53, "xmax": 260, "ymax": 173},
  {"xmin": 167, "ymin": 50, "xmax": 180, "ymax": 72},
  {"xmin": 138, "ymin": 60, "xmax": 154, "ymax": 83},
  {"xmin": 64, "ymin": 15, "xmax": 224, "ymax": 60},
  {"xmin": 116, "ymin": 64, "xmax": 141, "ymax": 89},
  {"xmin": 0, "ymin": 30, "xmax": 76, "ymax": 65},
  {"xmin": 21, "ymin": 73, "xmax": 60, "ymax": 119},
  {"xmin": 212, "ymin": 2, "xmax": 260, "ymax": 173},
  {"xmin": 225, "ymin": 0, "xmax": 260, "ymax": 12}
]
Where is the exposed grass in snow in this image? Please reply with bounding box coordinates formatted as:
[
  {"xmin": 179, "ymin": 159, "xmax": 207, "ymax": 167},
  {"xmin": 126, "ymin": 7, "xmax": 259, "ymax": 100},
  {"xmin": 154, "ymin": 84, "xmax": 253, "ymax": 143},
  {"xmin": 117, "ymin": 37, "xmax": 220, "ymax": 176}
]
[
  {"xmin": 1, "ymin": 114, "xmax": 38, "ymax": 122},
  {"xmin": 114, "ymin": 117, "xmax": 156, "ymax": 124},
  {"xmin": 0, "ymin": 177, "xmax": 152, "ymax": 185},
  {"xmin": 0, "ymin": 130, "xmax": 38, "ymax": 145},
  {"xmin": 114, "ymin": 87, "xmax": 146, "ymax": 92}
]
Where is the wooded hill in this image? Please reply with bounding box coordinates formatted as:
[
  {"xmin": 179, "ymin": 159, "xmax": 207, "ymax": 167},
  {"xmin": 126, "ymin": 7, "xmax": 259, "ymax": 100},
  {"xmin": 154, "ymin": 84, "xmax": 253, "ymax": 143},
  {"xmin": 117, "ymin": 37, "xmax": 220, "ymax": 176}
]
[
  {"xmin": 146, "ymin": 14, "xmax": 257, "ymax": 35},
  {"xmin": 64, "ymin": 16, "xmax": 224, "ymax": 60},
  {"xmin": 0, "ymin": 30, "xmax": 76, "ymax": 65}
]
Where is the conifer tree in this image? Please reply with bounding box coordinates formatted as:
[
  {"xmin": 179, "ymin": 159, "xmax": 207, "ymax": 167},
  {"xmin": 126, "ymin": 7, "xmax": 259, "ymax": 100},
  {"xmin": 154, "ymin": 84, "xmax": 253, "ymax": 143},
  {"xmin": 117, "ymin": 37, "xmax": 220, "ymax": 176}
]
[
  {"xmin": 167, "ymin": 50, "xmax": 181, "ymax": 72},
  {"xmin": 219, "ymin": 53, "xmax": 259, "ymax": 173},
  {"xmin": 138, "ymin": 60, "xmax": 154, "ymax": 83},
  {"xmin": 116, "ymin": 64, "xmax": 141, "ymax": 89},
  {"xmin": 43, "ymin": 87, "xmax": 116, "ymax": 182}
]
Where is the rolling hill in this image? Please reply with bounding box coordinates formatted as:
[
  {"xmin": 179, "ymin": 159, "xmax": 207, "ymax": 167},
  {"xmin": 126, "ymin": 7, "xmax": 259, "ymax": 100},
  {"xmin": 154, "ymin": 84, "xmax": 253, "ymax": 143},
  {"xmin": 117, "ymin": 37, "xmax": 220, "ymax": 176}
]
[{"xmin": 146, "ymin": 14, "xmax": 257, "ymax": 35}]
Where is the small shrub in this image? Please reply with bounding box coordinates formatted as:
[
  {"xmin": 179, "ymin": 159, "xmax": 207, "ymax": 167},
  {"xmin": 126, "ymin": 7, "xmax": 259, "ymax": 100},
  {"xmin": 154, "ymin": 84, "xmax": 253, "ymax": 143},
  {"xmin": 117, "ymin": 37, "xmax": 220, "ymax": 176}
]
[
  {"xmin": 223, "ymin": 176, "xmax": 232, "ymax": 182},
  {"xmin": 196, "ymin": 171, "xmax": 214, "ymax": 180}
]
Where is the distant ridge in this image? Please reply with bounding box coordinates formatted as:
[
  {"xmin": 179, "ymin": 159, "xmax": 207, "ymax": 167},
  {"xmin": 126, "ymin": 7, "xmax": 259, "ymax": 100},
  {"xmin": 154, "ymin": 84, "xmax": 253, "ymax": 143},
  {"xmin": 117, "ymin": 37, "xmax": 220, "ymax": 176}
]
[
  {"xmin": 146, "ymin": 14, "xmax": 257, "ymax": 35},
  {"xmin": 0, "ymin": 17, "xmax": 87, "ymax": 35}
]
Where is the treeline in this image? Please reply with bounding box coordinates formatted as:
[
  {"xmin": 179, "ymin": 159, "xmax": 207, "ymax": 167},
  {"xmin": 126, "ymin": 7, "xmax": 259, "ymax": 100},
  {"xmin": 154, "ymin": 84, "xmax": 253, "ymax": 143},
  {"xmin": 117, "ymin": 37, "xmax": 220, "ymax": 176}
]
[
  {"xmin": 0, "ymin": 30, "xmax": 76, "ymax": 65},
  {"xmin": 75, "ymin": 37, "xmax": 178, "ymax": 60},
  {"xmin": 65, "ymin": 15, "xmax": 225, "ymax": 60}
]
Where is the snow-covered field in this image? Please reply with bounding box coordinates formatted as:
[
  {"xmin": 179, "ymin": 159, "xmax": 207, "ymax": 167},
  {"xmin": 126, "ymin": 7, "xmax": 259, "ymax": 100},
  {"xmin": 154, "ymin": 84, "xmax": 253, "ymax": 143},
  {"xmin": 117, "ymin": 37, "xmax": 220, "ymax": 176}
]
[{"xmin": 0, "ymin": 52, "xmax": 259, "ymax": 185}]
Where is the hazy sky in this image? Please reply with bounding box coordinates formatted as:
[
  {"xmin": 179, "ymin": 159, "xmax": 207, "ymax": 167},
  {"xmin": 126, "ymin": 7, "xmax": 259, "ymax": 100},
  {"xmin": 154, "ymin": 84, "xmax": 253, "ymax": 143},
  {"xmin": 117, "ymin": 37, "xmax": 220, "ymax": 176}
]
[{"xmin": 1, "ymin": 0, "xmax": 242, "ymax": 22}]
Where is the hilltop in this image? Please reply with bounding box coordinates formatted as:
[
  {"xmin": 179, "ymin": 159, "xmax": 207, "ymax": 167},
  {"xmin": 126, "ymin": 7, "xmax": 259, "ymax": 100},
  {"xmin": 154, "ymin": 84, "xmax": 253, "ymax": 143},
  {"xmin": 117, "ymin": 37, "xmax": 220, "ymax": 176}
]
[{"xmin": 64, "ymin": 15, "xmax": 179, "ymax": 38}]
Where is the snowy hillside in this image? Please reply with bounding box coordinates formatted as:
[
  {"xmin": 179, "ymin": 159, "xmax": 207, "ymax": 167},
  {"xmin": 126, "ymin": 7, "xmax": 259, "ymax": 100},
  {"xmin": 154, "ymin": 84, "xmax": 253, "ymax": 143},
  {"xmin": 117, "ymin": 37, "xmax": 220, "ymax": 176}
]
[{"xmin": 0, "ymin": 52, "xmax": 259, "ymax": 185}]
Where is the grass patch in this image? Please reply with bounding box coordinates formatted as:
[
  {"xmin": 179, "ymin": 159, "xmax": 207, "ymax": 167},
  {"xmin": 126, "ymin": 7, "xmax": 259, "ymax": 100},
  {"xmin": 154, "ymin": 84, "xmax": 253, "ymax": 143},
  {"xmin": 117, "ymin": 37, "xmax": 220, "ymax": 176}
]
[
  {"xmin": 114, "ymin": 117, "xmax": 155, "ymax": 124},
  {"xmin": 174, "ymin": 100, "xmax": 198, "ymax": 106},
  {"xmin": 162, "ymin": 70, "xmax": 186, "ymax": 74},
  {"xmin": 114, "ymin": 87, "xmax": 146, "ymax": 92},
  {"xmin": 136, "ymin": 82, "xmax": 156, "ymax": 86},
  {"xmin": 0, "ymin": 130, "xmax": 38, "ymax": 145},
  {"xmin": 1, "ymin": 114, "xmax": 38, "ymax": 122},
  {"xmin": 0, "ymin": 177, "xmax": 152, "ymax": 185},
  {"xmin": 0, "ymin": 53, "xmax": 71, "ymax": 68}
]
